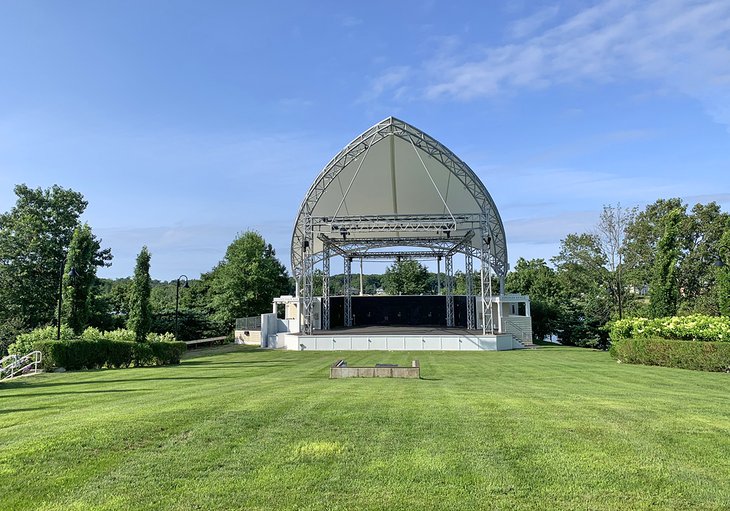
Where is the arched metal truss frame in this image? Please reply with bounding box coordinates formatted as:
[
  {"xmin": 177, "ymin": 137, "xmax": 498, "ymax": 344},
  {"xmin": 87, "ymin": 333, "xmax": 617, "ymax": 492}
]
[{"xmin": 291, "ymin": 117, "xmax": 508, "ymax": 335}]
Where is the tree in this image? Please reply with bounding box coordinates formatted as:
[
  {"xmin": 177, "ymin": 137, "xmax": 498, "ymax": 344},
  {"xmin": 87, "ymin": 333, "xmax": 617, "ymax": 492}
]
[
  {"xmin": 623, "ymin": 198, "xmax": 687, "ymax": 299},
  {"xmin": 551, "ymin": 233, "xmax": 611, "ymax": 348},
  {"xmin": 61, "ymin": 223, "xmax": 112, "ymax": 334},
  {"xmin": 382, "ymin": 259, "xmax": 430, "ymax": 295},
  {"xmin": 0, "ymin": 185, "xmax": 87, "ymax": 335},
  {"xmin": 678, "ymin": 202, "xmax": 730, "ymax": 314},
  {"xmin": 128, "ymin": 246, "xmax": 152, "ymax": 341},
  {"xmin": 208, "ymin": 231, "xmax": 290, "ymax": 327},
  {"xmin": 596, "ymin": 203, "xmax": 636, "ymax": 319},
  {"xmin": 649, "ymin": 209, "xmax": 682, "ymax": 318},
  {"xmin": 505, "ymin": 258, "xmax": 562, "ymax": 341},
  {"xmin": 717, "ymin": 226, "xmax": 730, "ymax": 317}
]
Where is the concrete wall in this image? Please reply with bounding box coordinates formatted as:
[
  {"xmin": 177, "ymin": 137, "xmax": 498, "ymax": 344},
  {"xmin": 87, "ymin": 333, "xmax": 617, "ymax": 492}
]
[
  {"xmin": 287, "ymin": 333, "xmax": 514, "ymax": 351},
  {"xmin": 330, "ymin": 364, "xmax": 420, "ymax": 378},
  {"xmin": 234, "ymin": 329, "xmax": 261, "ymax": 345}
]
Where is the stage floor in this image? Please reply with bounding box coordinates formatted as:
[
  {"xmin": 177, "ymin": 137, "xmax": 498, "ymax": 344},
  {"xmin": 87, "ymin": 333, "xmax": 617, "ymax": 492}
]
[{"xmin": 296, "ymin": 325, "xmax": 490, "ymax": 336}]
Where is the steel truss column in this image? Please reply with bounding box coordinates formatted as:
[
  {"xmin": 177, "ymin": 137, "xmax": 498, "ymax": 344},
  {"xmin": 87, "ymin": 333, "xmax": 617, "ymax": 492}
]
[
  {"xmin": 445, "ymin": 255, "xmax": 454, "ymax": 327},
  {"xmin": 344, "ymin": 256, "xmax": 352, "ymax": 327},
  {"xmin": 322, "ymin": 246, "xmax": 331, "ymax": 330},
  {"xmin": 302, "ymin": 214, "xmax": 315, "ymax": 334},
  {"xmin": 480, "ymin": 224, "xmax": 494, "ymax": 335},
  {"xmin": 465, "ymin": 252, "xmax": 475, "ymax": 330}
]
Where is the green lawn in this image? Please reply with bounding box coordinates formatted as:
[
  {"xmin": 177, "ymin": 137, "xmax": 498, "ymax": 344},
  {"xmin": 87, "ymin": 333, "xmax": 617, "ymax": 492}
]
[{"xmin": 1, "ymin": 345, "xmax": 729, "ymax": 510}]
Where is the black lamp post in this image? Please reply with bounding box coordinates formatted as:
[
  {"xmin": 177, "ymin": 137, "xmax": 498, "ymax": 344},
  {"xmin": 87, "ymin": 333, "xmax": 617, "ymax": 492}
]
[
  {"xmin": 175, "ymin": 275, "xmax": 189, "ymax": 340},
  {"xmin": 56, "ymin": 263, "xmax": 79, "ymax": 340}
]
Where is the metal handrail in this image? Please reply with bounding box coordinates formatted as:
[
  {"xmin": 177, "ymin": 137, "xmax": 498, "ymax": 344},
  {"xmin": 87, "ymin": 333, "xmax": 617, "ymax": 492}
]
[
  {"xmin": 505, "ymin": 318, "xmax": 530, "ymax": 343},
  {"xmin": 1, "ymin": 351, "xmax": 42, "ymax": 380}
]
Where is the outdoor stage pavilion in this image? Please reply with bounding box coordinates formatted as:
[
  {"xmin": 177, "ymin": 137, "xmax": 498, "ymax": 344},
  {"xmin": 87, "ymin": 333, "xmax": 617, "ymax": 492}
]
[{"xmin": 260, "ymin": 117, "xmax": 533, "ymax": 351}]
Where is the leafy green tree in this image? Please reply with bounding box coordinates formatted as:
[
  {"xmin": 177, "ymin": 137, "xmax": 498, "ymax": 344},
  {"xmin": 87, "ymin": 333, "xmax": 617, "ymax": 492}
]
[
  {"xmin": 128, "ymin": 246, "xmax": 152, "ymax": 341},
  {"xmin": 678, "ymin": 202, "xmax": 730, "ymax": 314},
  {"xmin": 623, "ymin": 198, "xmax": 687, "ymax": 300},
  {"xmin": 716, "ymin": 225, "xmax": 730, "ymax": 317},
  {"xmin": 649, "ymin": 209, "xmax": 682, "ymax": 318},
  {"xmin": 208, "ymin": 231, "xmax": 290, "ymax": 327},
  {"xmin": 505, "ymin": 258, "xmax": 562, "ymax": 341},
  {"xmin": 0, "ymin": 185, "xmax": 87, "ymax": 333},
  {"xmin": 552, "ymin": 233, "xmax": 611, "ymax": 348},
  {"xmin": 61, "ymin": 223, "xmax": 112, "ymax": 334},
  {"xmin": 382, "ymin": 259, "xmax": 430, "ymax": 295}
]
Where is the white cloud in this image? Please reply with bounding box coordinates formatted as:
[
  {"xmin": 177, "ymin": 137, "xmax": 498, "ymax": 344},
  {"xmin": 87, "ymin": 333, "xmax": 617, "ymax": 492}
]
[
  {"xmin": 507, "ymin": 5, "xmax": 560, "ymax": 39},
  {"xmin": 358, "ymin": 66, "xmax": 411, "ymax": 103},
  {"xmin": 366, "ymin": 1, "xmax": 730, "ymax": 130}
]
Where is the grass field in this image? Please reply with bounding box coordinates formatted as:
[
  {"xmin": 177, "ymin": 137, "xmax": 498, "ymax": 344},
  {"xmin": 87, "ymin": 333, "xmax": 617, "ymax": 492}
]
[{"xmin": 1, "ymin": 345, "xmax": 729, "ymax": 510}]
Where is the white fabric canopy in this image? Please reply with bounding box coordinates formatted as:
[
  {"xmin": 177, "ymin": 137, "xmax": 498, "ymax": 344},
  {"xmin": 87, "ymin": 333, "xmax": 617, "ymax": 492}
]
[{"xmin": 291, "ymin": 117, "xmax": 508, "ymax": 277}]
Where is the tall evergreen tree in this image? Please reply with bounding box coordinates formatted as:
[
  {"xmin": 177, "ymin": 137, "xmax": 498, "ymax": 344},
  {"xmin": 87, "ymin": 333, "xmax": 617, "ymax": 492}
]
[
  {"xmin": 128, "ymin": 246, "xmax": 152, "ymax": 341},
  {"xmin": 649, "ymin": 209, "xmax": 682, "ymax": 318},
  {"xmin": 717, "ymin": 227, "xmax": 730, "ymax": 317},
  {"xmin": 61, "ymin": 223, "xmax": 112, "ymax": 334}
]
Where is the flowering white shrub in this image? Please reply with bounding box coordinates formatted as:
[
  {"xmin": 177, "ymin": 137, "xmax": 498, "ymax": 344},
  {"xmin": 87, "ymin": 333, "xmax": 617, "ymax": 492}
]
[{"xmin": 610, "ymin": 315, "xmax": 730, "ymax": 343}]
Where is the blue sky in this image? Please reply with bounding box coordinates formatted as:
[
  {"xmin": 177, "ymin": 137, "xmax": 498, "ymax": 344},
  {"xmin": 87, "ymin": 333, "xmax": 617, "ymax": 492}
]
[{"xmin": 1, "ymin": 0, "xmax": 729, "ymax": 280}]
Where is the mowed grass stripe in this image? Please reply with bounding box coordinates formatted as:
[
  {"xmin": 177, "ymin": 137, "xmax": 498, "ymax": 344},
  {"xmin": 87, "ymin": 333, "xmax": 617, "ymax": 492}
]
[{"xmin": 1, "ymin": 346, "xmax": 729, "ymax": 510}]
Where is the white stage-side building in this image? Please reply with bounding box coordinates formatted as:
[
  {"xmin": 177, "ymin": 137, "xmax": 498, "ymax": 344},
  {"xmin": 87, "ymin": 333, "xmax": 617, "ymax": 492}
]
[{"xmin": 260, "ymin": 117, "xmax": 532, "ymax": 351}]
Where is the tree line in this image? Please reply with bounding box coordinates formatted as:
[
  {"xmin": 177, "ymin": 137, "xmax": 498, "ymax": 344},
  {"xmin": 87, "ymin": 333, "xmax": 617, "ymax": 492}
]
[
  {"xmin": 506, "ymin": 200, "xmax": 730, "ymax": 347},
  {"xmin": 2, "ymin": 184, "xmax": 727, "ymax": 354},
  {"xmin": 0, "ymin": 184, "xmax": 291, "ymax": 353}
]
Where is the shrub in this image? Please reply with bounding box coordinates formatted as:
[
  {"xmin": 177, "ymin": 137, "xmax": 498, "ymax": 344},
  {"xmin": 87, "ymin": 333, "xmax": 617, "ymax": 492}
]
[
  {"xmin": 8, "ymin": 325, "xmax": 74, "ymax": 356},
  {"xmin": 132, "ymin": 342, "xmax": 154, "ymax": 366},
  {"xmin": 146, "ymin": 332, "xmax": 176, "ymax": 343},
  {"xmin": 149, "ymin": 341, "xmax": 186, "ymax": 365},
  {"xmin": 101, "ymin": 329, "xmax": 136, "ymax": 342},
  {"xmin": 35, "ymin": 340, "xmax": 106, "ymax": 370},
  {"xmin": 33, "ymin": 339, "xmax": 185, "ymax": 371},
  {"xmin": 80, "ymin": 326, "xmax": 104, "ymax": 341},
  {"xmin": 610, "ymin": 338, "xmax": 730, "ymax": 372},
  {"xmin": 609, "ymin": 315, "xmax": 730, "ymax": 344}
]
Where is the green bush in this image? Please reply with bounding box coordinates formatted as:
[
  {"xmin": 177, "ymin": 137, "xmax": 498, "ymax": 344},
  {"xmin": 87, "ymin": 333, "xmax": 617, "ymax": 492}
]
[
  {"xmin": 609, "ymin": 315, "xmax": 730, "ymax": 344},
  {"xmin": 610, "ymin": 338, "xmax": 730, "ymax": 372},
  {"xmin": 146, "ymin": 332, "xmax": 176, "ymax": 343},
  {"xmin": 8, "ymin": 325, "xmax": 74, "ymax": 356},
  {"xmin": 33, "ymin": 340, "xmax": 186, "ymax": 371},
  {"xmin": 80, "ymin": 327, "xmax": 104, "ymax": 340},
  {"xmin": 149, "ymin": 341, "xmax": 186, "ymax": 365},
  {"xmin": 101, "ymin": 328, "xmax": 136, "ymax": 342}
]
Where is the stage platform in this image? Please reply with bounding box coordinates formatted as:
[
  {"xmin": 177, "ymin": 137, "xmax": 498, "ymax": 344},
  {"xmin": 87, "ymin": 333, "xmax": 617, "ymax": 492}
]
[{"xmin": 273, "ymin": 325, "xmax": 526, "ymax": 351}]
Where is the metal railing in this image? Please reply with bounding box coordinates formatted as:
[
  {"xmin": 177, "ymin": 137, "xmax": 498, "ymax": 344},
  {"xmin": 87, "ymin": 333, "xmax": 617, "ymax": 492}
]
[
  {"xmin": 235, "ymin": 316, "xmax": 262, "ymax": 331},
  {"xmin": 1, "ymin": 351, "xmax": 42, "ymax": 381},
  {"xmin": 505, "ymin": 318, "xmax": 531, "ymax": 344}
]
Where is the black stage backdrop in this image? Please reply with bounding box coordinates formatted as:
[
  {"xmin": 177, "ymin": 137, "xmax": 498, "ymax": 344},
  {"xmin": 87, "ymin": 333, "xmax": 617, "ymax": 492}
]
[{"xmin": 327, "ymin": 296, "xmax": 473, "ymax": 328}]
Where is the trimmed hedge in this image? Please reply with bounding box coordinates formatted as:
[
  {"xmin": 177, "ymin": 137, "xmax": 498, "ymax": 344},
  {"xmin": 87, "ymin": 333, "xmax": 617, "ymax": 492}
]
[
  {"xmin": 35, "ymin": 340, "xmax": 186, "ymax": 371},
  {"xmin": 610, "ymin": 338, "xmax": 730, "ymax": 372}
]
